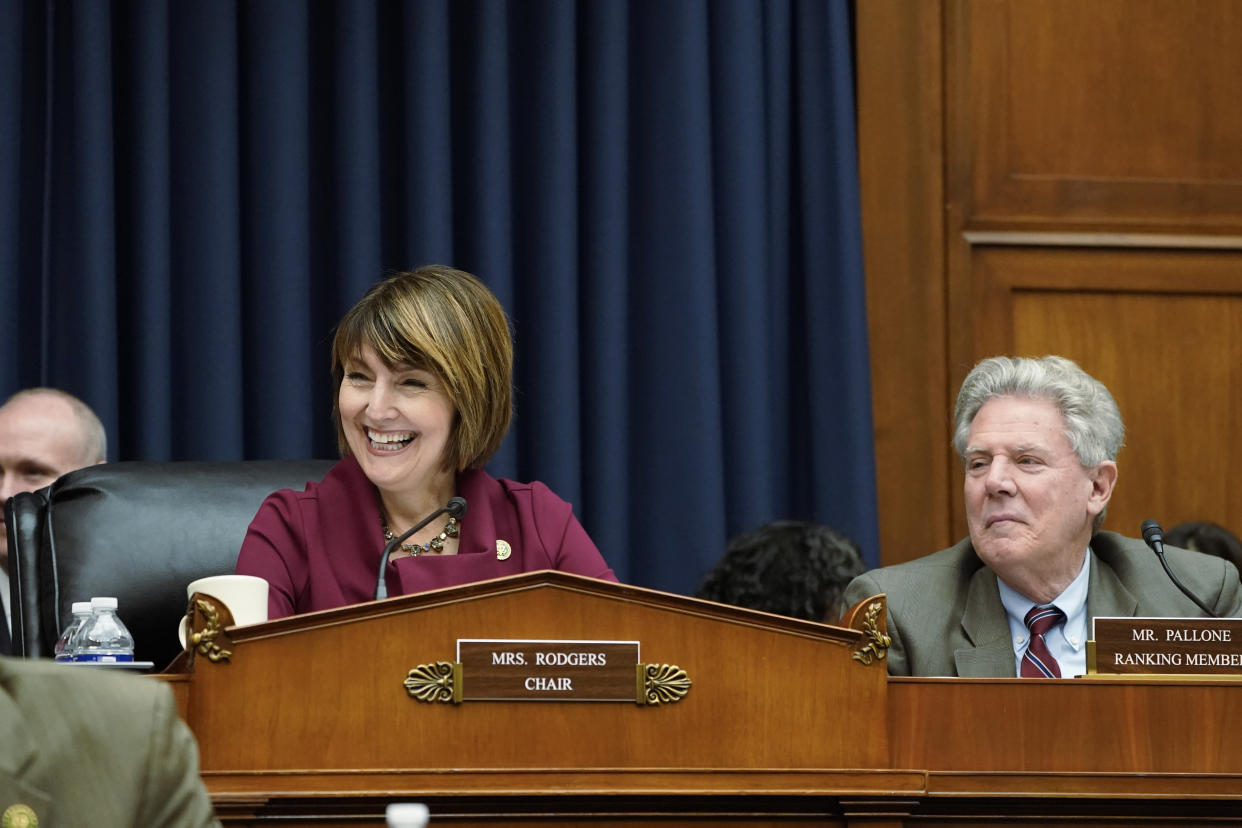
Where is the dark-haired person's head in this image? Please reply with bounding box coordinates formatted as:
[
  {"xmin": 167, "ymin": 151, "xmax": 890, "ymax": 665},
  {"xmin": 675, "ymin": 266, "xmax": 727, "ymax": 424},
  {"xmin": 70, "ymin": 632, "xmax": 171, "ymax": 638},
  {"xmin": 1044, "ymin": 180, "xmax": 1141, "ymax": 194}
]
[
  {"xmin": 1164, "ymin": 521, "xmax": 1242, "ymax": 573},
  {"xmin": 696, "ymin": 520, "xmax": 865, "ymax": 622}
]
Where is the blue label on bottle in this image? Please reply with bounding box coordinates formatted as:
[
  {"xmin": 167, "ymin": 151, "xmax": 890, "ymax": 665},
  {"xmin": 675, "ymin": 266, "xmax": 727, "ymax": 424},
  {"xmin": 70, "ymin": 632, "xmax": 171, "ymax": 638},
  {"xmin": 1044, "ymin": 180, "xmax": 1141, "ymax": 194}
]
[{"xmin": 74, "ymin": 653, "xmax": 135, "ymax": 663}]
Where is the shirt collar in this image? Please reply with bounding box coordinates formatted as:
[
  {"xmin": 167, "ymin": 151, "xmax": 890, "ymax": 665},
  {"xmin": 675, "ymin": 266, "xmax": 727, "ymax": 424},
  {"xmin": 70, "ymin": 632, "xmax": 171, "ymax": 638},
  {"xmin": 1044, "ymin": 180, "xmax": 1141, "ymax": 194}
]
[{"xmin": 997, "ymin": 547, "xmax": 1091, "ymax": 651}]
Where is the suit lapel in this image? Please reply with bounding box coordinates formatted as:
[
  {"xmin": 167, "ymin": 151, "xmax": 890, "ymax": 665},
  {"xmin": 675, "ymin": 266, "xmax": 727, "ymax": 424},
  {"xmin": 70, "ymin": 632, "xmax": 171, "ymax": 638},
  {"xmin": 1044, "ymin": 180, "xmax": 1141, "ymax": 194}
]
[
  {"xmin": 954, "ymin": 565, "xmax": 1019, "ymax": 677},
  {"xmin": 1085, "ymin": 547, "xmax": 1139, "ymax": 622},
  {"xmin": 950, "ymin": 547, "xmax": 1137, "ymax": 676}
]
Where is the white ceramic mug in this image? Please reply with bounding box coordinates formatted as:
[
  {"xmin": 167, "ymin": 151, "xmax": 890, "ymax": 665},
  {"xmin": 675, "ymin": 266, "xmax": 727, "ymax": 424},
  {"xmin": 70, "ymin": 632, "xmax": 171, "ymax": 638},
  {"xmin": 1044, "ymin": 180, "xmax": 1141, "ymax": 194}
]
[{"xmin": 178, "ymin": 574, "xmax": 269, "ymax": 647}]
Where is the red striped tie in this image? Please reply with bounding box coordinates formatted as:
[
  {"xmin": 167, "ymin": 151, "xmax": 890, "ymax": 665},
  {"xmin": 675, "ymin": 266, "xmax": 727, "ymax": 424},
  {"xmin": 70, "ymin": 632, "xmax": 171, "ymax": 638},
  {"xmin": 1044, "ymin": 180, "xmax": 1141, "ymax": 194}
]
[{"xmin": 1021, "ymin": 605, "xmax": 1065, "ymax": 678}]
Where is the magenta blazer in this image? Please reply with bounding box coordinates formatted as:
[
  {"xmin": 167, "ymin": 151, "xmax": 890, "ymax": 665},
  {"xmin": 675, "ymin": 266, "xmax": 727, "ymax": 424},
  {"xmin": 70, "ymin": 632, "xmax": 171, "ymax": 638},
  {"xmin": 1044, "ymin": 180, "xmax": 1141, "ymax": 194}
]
[{"xmin": 235, "ymin": 455, "xmax": 617, "ymax": 619}]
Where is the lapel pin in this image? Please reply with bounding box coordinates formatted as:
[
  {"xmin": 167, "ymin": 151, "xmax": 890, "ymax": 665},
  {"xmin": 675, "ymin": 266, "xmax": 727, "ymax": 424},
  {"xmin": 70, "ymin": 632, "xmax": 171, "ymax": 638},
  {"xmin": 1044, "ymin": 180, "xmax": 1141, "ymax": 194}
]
[{"xmin": 3, "ymin": 803, "xmax": 38, "ymax": 828}]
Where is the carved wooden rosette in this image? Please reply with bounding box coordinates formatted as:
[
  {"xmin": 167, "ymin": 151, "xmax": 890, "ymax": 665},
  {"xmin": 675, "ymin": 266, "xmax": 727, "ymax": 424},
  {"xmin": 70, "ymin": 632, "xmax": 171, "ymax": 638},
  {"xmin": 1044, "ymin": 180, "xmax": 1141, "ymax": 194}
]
[{"xmin": 185, "ymin": 592, "xmax": 238, "ymax": 664}]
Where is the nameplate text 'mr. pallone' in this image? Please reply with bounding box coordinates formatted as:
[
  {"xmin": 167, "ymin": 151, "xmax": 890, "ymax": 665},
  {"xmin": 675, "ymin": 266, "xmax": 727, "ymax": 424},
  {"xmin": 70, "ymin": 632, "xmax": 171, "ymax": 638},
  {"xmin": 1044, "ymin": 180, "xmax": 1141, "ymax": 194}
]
[{"xmin": 1091, "ymin": 617, "xmax": 1242, "ymax": 676}]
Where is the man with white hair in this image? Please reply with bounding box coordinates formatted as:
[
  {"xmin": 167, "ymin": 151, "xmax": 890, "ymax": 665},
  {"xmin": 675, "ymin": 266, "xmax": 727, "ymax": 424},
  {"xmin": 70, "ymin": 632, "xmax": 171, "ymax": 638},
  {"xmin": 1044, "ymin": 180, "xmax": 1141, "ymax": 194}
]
[
  {"xmin": 0, "ymin": 388, "xmax": 107, "ymax": 652},
  {"xmin": 844, "ymin": 355, "xmax": 1242, "ymax": 678}
]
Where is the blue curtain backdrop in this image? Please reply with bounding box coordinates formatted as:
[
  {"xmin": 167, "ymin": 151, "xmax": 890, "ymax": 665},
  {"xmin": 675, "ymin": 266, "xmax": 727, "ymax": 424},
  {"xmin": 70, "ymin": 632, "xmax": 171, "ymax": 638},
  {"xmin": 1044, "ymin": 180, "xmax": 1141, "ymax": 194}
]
[{"xmin": 0, "ymin": 0, "xmax": 879, "ymax": 594}]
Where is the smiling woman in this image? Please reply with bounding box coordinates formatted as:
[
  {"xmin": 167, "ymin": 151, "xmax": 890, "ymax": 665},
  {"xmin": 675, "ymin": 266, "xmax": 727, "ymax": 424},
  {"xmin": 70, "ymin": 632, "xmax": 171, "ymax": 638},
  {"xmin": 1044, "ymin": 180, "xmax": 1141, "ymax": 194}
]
[{"xmin": 235, "ymin": 266, "xmax": 618, "ymax": 619}]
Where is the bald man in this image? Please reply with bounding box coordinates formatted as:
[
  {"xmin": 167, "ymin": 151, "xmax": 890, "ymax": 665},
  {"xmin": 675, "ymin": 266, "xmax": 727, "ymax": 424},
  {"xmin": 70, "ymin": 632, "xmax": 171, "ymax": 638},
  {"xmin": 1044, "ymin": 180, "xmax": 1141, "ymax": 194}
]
[{"xmin": 0, "ymin": 388, "xmax": 107, "ymax": 652}]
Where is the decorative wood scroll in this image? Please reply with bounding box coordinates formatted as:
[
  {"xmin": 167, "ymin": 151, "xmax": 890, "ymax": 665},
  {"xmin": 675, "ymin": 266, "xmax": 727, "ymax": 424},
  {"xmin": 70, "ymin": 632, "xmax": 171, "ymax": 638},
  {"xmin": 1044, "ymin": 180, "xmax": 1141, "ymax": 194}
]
[
  {"xmin": 184, "ymin": 592, "xmax": 238, "ymax": 665},
  {"xmin": 842, "ymin": 594, "xmax": 891, "ymax": 667}
]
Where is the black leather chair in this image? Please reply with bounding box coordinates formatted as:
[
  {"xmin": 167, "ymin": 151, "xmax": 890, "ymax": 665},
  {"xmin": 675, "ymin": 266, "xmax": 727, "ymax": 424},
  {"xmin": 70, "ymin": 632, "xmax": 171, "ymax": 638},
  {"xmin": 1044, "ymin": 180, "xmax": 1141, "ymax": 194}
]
[{"xmin": 5, "ymin": 459, "xmax": 333, "ymax": 669}]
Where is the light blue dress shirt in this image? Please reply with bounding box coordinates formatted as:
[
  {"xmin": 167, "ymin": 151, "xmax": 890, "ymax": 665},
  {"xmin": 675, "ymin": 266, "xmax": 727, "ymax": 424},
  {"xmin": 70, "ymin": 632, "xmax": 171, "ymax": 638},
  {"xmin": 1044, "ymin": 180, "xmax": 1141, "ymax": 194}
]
[{"xmin": 997, "ymin": 549, "xmax": 1091, "ymax": 677}]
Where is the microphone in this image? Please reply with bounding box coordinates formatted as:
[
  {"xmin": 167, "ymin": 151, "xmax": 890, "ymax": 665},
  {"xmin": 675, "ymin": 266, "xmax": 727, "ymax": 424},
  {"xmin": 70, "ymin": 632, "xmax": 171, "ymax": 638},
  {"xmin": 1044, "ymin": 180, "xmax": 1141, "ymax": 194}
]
[
  {"xmin": 1141, "ymin": 518, "xmax": 1218, "ymax": 618},
  {"xmin": 374, "ymin": 497, "xmax": 468, "ymax": 600}
]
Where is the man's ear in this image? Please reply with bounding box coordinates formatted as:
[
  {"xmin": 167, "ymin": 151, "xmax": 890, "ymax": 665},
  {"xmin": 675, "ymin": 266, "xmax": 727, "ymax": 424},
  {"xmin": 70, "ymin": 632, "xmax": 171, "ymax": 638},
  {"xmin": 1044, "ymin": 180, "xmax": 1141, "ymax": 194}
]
[{"xmin": 1087, "ymin": 460, "xmax": 1118, "ymax": 515}]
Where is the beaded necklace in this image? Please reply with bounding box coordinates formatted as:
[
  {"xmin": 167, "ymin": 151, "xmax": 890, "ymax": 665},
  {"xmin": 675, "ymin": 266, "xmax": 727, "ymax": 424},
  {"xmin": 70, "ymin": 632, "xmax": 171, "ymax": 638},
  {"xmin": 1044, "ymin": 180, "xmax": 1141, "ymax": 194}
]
[{"xmin": 382, "ymin": 515, "xmax": 460, "ymax": 557}]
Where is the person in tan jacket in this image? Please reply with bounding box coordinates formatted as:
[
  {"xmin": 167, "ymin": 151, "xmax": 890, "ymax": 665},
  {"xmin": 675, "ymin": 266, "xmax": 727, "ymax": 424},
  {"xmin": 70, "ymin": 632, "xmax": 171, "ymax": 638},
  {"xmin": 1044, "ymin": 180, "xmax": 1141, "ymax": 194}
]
[{"xmin": 0, "ymin": 656, "xmax": 218, "ymax": 826}]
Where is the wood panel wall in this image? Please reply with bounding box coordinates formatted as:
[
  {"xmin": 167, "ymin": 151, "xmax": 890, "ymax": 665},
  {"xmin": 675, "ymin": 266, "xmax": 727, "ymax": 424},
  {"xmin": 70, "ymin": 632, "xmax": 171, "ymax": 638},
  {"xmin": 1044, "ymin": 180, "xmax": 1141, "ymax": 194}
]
[{"xmin": 858, "ymin": 0, "xmax": 1242, "ymax": 564}]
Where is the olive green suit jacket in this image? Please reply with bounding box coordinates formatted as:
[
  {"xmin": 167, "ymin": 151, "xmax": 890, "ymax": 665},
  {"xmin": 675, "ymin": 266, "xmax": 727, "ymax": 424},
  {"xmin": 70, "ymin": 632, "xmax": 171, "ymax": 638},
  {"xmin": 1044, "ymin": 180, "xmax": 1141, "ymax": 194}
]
[
  {"xmin": 842, "ymin": 531, "xmax": 1242, "ymax": 677},
  {"xmin": 0, "ymin": 657, "xmax": 219, "ymax": 827}
]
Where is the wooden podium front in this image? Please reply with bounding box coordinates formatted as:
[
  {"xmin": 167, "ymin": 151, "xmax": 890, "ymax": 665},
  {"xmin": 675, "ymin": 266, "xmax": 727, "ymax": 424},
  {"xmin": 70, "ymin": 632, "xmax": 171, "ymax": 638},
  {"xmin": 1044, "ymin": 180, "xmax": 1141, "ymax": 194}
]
[
  {"xmin": 165, "ymin": 573, "xmax": 1242, "ymax": 826},
  {"xmin": 170, "ymin": 571, "xmax": 910, "ymax": 824}
]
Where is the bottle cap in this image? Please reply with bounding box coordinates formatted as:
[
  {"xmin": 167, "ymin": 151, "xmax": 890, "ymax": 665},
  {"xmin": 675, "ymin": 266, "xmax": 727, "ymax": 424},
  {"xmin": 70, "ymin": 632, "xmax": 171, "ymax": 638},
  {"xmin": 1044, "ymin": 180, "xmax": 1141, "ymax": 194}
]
[
  {"xmin": 385, "ymin": 803, "xmax": 430, "ymax": 827},
  {"xmin": 90, "ymin": 596, "xmax": 119, "ymax": 610},
  {"xmin": 71, "ymin": 601, "xmax": 93, "ymax": 613}
]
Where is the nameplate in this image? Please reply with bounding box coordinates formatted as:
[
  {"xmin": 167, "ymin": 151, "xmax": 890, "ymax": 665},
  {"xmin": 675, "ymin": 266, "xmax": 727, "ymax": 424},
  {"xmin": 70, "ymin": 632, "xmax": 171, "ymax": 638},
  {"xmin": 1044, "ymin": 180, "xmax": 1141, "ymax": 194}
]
[
  {"xmin": 456, "ymin": 639, "xmax": 640, "ymax": 701},
  {"xmin": 1092, "ymin": 617, "xmax": 1242, "ymax": 675}
]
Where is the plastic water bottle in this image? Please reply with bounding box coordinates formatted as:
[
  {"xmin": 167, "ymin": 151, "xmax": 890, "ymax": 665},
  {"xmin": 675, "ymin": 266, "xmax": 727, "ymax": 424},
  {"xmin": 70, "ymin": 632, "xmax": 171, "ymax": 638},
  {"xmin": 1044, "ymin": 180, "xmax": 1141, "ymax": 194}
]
[
  {"xmin": 385, "ymin": 803, "xmax": 429, "ymax": 827},
  {"xmin": 74, "ymin": 597, "xmax": 136, "ymax": 663},
  {"xmin": 54, "ymin": 601, "xmax": 94, "ymax": 662}
]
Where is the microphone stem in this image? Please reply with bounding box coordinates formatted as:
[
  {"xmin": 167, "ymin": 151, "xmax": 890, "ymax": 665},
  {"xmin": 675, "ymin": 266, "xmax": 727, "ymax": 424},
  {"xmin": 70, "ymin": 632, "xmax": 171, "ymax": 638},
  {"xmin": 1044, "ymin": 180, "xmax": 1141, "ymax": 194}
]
[
  {"xmin": 373, "ymin": 498, "xmax": 467, "ymax": 602},
  {"xmin": 374, "ymin": 505, "xmax": 450, "ymax": 600},
  {"xmin": 1153, "ymin": 545, "xmax": 1219, "ymax": 618}
]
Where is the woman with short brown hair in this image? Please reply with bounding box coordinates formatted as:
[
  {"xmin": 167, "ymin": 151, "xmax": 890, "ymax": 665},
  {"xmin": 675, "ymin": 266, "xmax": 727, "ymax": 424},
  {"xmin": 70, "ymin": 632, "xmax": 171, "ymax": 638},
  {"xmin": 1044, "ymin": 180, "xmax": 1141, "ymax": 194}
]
[{"xmin": 237, "ymin": 265, "xmax": 616, "ymax": 618}]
